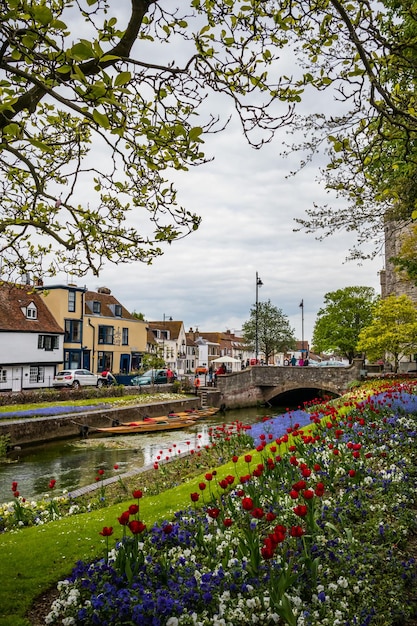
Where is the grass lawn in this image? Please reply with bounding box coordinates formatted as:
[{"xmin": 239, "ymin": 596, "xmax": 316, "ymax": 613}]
[{"xmin": 0, "ymin": 420, "xmax": 256, "ymax": 626}]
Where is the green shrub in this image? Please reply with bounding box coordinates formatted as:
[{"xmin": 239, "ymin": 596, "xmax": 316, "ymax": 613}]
[{"xmin": 0, "ymin": 434, "xmax": 10, "ymax": 460}]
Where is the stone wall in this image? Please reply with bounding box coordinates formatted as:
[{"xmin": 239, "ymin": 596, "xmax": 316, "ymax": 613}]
[{"xmin": 1, "ymin": 397, "xmax": 202, "ymax": 447}]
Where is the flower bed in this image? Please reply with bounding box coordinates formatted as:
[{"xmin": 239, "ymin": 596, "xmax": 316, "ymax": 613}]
[{"xmin": 44, "ymin": 381, "xmax": 417, "ymax": 625}]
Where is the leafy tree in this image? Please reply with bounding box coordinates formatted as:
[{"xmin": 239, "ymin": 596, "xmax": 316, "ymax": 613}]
[
  {"xmin": 2, "ymin": 1, "xmax": 416, "ymax": 278},
  {"xmin": 291, "ymin": 1, "xmax": 417, "ymax": 262},
  {"xmin": 0, "ymin": 0, "xmax": 298, "ymax": 279},
  {"xmin": 139, "ymin": 352, "xmax": 165, "ymax": 373},
  {"xmin": 242, "ymin": 299, "xmax": 296, "ymax": 365},
  {"xmin": 357, "ymin": 295, "xmax": 417, "ymax": 372},
  {"xmin": 312, "ymin": 286, "xmax": 378, "ymax": 363},
  {"xmin": 391, "ymin": 223, "xmax": 417, "ymax": 285}
]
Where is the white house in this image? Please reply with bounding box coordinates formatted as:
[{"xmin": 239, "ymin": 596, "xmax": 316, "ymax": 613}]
[
  {"xmin": 148, "ymin": 320, "xmax": 187, "ymax": 375},
  {"xmin": 0, "ymin": 283, "xmax": 64, "ymax": 391}
]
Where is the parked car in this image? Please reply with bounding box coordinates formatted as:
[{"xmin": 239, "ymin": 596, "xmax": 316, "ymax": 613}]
[
  {"xmin": 130, "ymin": 369, "xmax": 170, "ymax": 386},
  {"xmin": 195, "ymin": 366, "xmax": 207, "ymax": 375},
  {"xmin": 314, "ymin": 360, "xmax": 349, "ymax": 367},
  {"xmin": 52, "ymin": 369, "xmax": 101, "ymax": 389}
]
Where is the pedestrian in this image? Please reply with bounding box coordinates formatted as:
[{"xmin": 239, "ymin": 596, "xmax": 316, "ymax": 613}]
[
  {"xmin": 167, "ymin": 368, "xmax": 174, "ymax": 383},
  {"xmin": 290, "ymin": 355, "xmax": 297, "ymax": 367},
  {"xmin": 194, "ymin": 374, "xmax": 201, "ymax": 395},
  {"xmin": 101, "ymin": 368, "xmax": 115, "ymax": 386}
]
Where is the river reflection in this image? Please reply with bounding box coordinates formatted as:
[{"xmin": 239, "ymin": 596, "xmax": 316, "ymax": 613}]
[{"xmin": 0, "ymin": 406, "xmax": 279, "ymax": 502}]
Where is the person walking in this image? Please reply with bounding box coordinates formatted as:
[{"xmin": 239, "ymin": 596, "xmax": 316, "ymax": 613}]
[{"xmin": 194, "ymin": 374, "xmax": 201, "ymax": 395}]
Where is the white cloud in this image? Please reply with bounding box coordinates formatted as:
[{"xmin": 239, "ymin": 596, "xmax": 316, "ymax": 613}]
[
  {"xmin": 71, "ymin": 115, "xmax": 382, "ymax": 344},
  {"xmin": 52, "ymin": 3, "xmax": 383, "ymax": 344}
]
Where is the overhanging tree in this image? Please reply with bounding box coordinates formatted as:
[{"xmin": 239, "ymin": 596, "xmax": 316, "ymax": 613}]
[
  {"xmin": 242, "ymin": 299, "xmax": 296, "ymax": 364},
  {"xmin": 312, "ymin": 286, "xmax": 378, "ymax": 363},
  {"xmin": 357, "ymin": 294, "xmax": 417, "ymax": 372},
  {"xmin": 0, "ymin": 0, "xmax": 298, "ymax": 278},
  {"xmin": 1, "ymin": 1, "xmax": 416, "ymax": 278}
]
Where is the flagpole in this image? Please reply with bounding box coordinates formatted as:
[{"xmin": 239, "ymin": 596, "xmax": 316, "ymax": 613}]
[{"xmin": 299, "ymin": 299, "xmax": 304, "ymax": 354}]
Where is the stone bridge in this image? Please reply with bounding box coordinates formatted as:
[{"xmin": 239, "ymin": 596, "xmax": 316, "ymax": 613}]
[{"xmin": 212, "ymin": 360, "xmax": 364, "ymax": 409}]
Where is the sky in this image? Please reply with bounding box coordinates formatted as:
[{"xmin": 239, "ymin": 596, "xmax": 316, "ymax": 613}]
[
  {"xmin": 53, "ymin": 3, "xmax": 384, "ymax": 345},
  {"xmin": 60, "ymin": 115, "xmax": 383, "ymax": 345}
]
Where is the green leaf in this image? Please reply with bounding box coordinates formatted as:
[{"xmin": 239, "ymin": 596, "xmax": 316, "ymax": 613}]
[
  {"xmin": 100, "ymin": 54, "xmax": 121, "ymax": 63},
  {"xmin": 92, "ymin": 109, "xmax": 110, "ymax": 129},
  {"xmin": 189, "ymin": 126, "xmax": 203, "ymax": 141},
  {"xmin": 29, "ymin": 139, "xmax": 53, "ymax": 153},
  {"xmin": 33, "ymin": 5, "xmax": 53, "ymax": 25},
  {"xmin": 114, "ymin": 72, "xmax": 132, "ymax": 87},
  {"xmin": 70, "ymin": 42, "xmax": 94, "ymax": 61}
]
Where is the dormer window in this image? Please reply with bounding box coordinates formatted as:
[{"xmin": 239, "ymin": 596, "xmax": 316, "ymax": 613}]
[
  {"xmin": 93, "ymin": 301, "xmax": 101, "ymax": 314},
  {"xmin": 115, "ymin": 304, "xmax": 122, "ymax": 317},
  {"xmin": 25, "ymin": 302, "xmax": 37, "ymax": 320}
]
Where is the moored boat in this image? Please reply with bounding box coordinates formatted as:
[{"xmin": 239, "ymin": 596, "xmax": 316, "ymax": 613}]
[
  {"xmin": 171, "ymin": 407, "xmax": 221, "ymax": 419},
  {"xmin": 96, "ymin": 418, "xmax": 197, "ymax": 435},
  {"xmin": 117, "ymin": 407, "xmax": 221, "ymax": 427}
]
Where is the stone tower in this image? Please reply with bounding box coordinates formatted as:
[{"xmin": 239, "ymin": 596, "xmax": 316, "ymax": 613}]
[{"xmin": 380, "ymin": 219, "xmax": 417, "ymax": 302}]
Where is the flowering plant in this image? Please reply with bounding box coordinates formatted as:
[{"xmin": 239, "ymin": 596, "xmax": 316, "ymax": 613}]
[{"xmin": 46, "ymin": 381, "xmax": 417, "ymax": 625}]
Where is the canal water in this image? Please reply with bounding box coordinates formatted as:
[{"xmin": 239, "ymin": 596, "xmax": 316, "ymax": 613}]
[{"xmin": 0, "ymin": 406, "xmax": 290, "ymax": 503}]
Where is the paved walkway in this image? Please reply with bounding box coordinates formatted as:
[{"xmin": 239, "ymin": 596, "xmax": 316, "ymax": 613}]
[{"xmin": 68, "ymin": 451, "xmax": 189, "ymax": 498}]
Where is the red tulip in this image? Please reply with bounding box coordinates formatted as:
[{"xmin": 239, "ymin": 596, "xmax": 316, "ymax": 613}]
[
  {"xmin": 129, "ymin": 520, "xmax": 146, "ymax": 534},
  {"xmin": 242, "ymin": 497, "xmax": 254, "ymax": 511},
  {"xmin": 118, "ymin": 511, "xmax": 130, "ymax": 526}
]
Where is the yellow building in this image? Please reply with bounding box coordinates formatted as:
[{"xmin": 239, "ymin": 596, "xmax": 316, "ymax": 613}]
[{"xmin": 37, "ymin": 284, "xmax": 147, "ymax": 374}]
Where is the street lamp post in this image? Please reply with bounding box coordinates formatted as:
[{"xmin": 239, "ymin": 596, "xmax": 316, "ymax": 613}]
[
  {"xmin": 162, "ymin": 313, "xmax": 172, "ymax": 365},
  {"xmin": 299, "ymin": 299, "xmax": 305, "ymax": 355},
  {"xmin": 255, "ymin": 271, "xmax": 263, "ymax": 363}
]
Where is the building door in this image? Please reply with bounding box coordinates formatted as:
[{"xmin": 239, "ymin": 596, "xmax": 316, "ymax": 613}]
[
  {"xmin": 120, "ymin": 354, "xmax": 130, "ymax": 374},
  {"xmin": 12, "ymin": 367, "xmax": 22, "ymax": 392},
  {"xmin": 82, "ymin": 351, "xmax": 91, "ymax": 370}
]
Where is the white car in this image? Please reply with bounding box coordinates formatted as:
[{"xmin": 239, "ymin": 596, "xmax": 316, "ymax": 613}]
[{"xmin": 52, "ymin": 369, "xmax": 101, "ymax": 389}]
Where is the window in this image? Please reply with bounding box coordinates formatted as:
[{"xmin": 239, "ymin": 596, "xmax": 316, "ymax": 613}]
[
  {"xmin": 115, "ymin": 304, "xmax": 122, "ymax": 317},
  {"xmin": 26, "ymin": 302, "xmax": 37, "ymax": 319},
  {"xmin": 98, "ymin": 325, "xmax": 114, "ymax": 344},
  {"xmin": 0, "ymin": 369, "xmax": 7, "ymax": 383},
  {"xmin": 68, "ymin": 290, "xmax": 76, "ymax": 312},
  {"xmin": 64, "ymin": 350, "xmax": 81, "ymax": 369},
  {"xmin": 64, "ymin": 319, "xmax": 82, "ymax": 343},
  {"xmin": 93, "ymin": 301, "xmax": 101, "ymax": 314},
  {"xmin": 98, "ymin": 351, "xmax": 113, "ymax": 371},
  {"xmin": 122, "ymin": 327, "xmax": 129, "ymax": 345},
  {"xmin": 38, "ymin": 335, "xmax": 59, "ymax": 350},
  {"xmin": 30, "ymin": 366, "xmax": 45, "ymax": 383}
]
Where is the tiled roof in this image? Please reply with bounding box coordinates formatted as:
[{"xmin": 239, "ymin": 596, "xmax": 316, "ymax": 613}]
[
  {"xmin": 0, "ymin": 283, "xmax": 64, "ymax": 333},
  {"xmin": 84, "ymin": 290, "xmax": 135, "ymax": 319},
  {"xmin": 148, "ymin": 321, "xmax": 183, "ymax": 340}
]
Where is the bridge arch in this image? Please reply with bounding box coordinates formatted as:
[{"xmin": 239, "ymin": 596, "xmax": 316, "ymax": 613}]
[
  {"xmin": 214, "ymin": 360, "xmax": 364, "ymax": 409},
  {"xmin": 263, "ymin": 382, "xmax": 342, "ymax": 406}
]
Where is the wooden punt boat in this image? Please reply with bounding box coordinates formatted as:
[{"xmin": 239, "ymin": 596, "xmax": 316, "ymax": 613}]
[
  {"xmin": 173, "ymin": 406, "xmax": 220, "ymax": 419},
  {"xmin": 118, "ymin": 407, "xmax": 221, "ymax": 427},
  {"xmin": 96, "ymin": 418, "xmax": 197, "ymax": 435}
]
